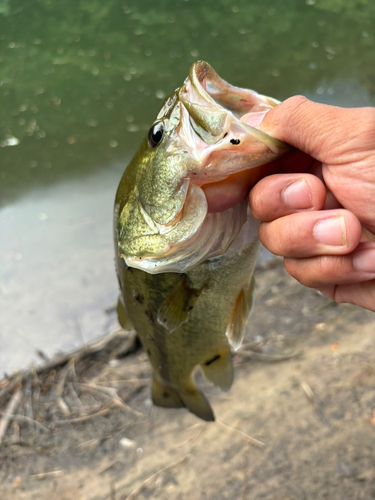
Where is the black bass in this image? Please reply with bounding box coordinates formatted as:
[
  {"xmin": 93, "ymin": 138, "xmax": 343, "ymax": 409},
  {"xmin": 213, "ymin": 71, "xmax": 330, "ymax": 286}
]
[{"xmin": 114, "ymin": 62, "xmax": 289, "ymax": 421}]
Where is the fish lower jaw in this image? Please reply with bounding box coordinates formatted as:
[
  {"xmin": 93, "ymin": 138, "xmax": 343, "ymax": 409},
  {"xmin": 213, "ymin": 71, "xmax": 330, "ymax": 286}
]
[
  {"xmin": 202, "ymin": 162, "xmax": 278, "ymax": 213},
  {"xmin": 123, "ymin": 200, "xmax": 248, "ymax": 274}
]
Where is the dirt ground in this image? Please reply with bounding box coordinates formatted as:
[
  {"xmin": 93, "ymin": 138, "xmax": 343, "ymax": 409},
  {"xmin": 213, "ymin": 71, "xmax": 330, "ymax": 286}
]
[{"xmin": 1, "ymin": 259, "xmax": 375, "ymax": 500}]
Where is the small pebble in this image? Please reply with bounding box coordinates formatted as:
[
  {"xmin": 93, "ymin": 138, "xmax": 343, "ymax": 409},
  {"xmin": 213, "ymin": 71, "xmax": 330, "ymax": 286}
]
[{"xmin": 119, "ymin": 437, "xmax": 136, "ymax": 449}]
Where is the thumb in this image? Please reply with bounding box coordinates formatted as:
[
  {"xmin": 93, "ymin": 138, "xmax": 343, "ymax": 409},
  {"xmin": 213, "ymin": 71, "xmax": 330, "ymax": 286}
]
[{"xmin": 258, "ymin": 96, "xmax": 369, "ymax": 163}]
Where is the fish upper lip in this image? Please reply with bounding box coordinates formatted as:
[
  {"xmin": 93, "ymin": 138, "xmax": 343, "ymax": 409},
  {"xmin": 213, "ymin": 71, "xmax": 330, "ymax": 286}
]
[
  {"xmin": 188, "ymin": 60, "xmax": 278, "ymax": 120},
  {"xmin": 179, "ymin": 61, "xmax": 288, "ymax": 153}
]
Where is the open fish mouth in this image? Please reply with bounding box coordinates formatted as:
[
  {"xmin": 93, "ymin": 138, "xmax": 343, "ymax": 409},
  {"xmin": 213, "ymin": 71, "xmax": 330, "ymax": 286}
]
[
  {"xmin": 118, "ymin": 62, "xmax": 290, "ymax": 274},
  {"xmin": 177, "ymin": 61, "xmax": 288, "ymax": 183}
]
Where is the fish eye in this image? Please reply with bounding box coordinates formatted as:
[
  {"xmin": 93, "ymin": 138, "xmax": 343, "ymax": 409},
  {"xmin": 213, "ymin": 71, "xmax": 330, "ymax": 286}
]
[{"xmin": 148, "ymin": 122, "xmax": 164, "ymax": 148}]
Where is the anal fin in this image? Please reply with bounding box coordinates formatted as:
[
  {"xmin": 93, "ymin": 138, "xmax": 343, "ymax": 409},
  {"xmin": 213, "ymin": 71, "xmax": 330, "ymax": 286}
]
[
  {"xmin": 157, "ymin": 276, "xmax": 203, "ymax": 333},
  {"xmin": 201, "ymin": 348, "xmax": 233, "ymax": 391},
  {"xmin": 226, "ymin": 276, "xmax": 255, "ymax": 351}
]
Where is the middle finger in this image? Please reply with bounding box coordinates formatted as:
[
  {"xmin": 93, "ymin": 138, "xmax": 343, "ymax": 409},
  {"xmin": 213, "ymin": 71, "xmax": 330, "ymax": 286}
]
[
  {"xmin": 250, "ymin": 173, "xmax": 326, "ymax": 222},
  {"xmin": 258, "ymin": 209, "xmax": 362, "ymax": 258}
]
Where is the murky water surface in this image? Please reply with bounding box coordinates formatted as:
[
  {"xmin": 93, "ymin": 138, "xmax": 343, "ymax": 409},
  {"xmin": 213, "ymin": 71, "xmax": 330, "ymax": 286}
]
[{"xmin": 1, "ymin": 0, "xmax": 375, "ymax": 373}]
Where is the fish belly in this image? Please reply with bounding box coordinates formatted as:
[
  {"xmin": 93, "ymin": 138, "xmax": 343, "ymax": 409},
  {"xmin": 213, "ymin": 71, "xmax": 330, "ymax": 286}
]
[{"xmin": 119, "ymin": 232, "xmax": 260, "ymax": 421}]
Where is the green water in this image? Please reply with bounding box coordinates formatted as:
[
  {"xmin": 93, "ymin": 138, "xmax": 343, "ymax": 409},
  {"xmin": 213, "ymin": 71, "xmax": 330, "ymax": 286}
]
[
  {"xmin": 1, "ymin": 0, "xmax": 375, "ymax": 371},
  {"xmin": 1, "ymin": 0, "xmax": 375, "ymax": 203}
]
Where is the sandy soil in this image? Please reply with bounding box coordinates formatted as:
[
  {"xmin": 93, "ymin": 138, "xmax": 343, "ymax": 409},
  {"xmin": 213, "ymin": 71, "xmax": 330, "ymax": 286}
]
[{"xmin": 1, "ymin": 259, "xmax": 375, "ymax": 500}]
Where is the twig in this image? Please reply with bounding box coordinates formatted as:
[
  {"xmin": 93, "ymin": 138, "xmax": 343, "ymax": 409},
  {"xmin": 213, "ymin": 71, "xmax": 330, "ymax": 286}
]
[
  {"xmin": 97, "ymin": 378, "xmax": 150, "ymax": 386},
  {"xmin": 24, "ymin": 373, "xmax": 35, "ymax": 421},
  {"xmin": 300, "ymin": 380, "xmax": 314, "ymax": 401},
  {"xmin": 55, "ymin": 359, "xmax": 76, "ymax": 416},
  {"xmin": 241, "ymin": 341, "xmax": 265, "ymax": 352},
  {"xmin": 36, "ymin": 349, "xmax": 49, "ymax": 362},
  {"xmin": 51, "ymin": 405, "xmax": 112, "ymax": 428},
  {"xmin": 124, "ymin": 455, "xmax": 190, "ymax": 500},
  {"xmin": 76, "ymin": 438, "xmax": 100, "ymax": 449},
  {"xmin": 66, "ymin": 382, "xmax": 84, "ymax": 409},
  {"xmin": 216, "ymin": 419, "xmax": 265, "ymax": 449},
  {"xmin": 176, "ymin": 424, "xmax": 208, "ymax": 448},
  {"xmin": 12, "ymin": 421, "xmax": 20, "ymax": 444},
  {"xmin": 31, "ymin": 367, "xmax": 41, "ymax": 419},
  {"xmin": 0, "ymin": 374, "xmax": 22, "ymax": 400},
  {"xmin": 0, "ymin": 330, "xmax": 138, "ymax": 402},
  {"xmin": 300, "ymin": 381, "xmax": 331, "ymax": 428},
  {"xmin": 77, "ymin": 383, "xmax": 145, "ymax": 419},
  {"xmin": 0, "ymin": 389, "xmax": 22, "ymax": 444},
  {"xmin": 238, "ymin": 350, "xmax": 302, "ymax": 363},
  {"xmin": 36, "ymin": 329, "xmax": 136, "ymax": 375},
  {"xmin": 30, "ymin": 470, "xmax": 64, "ymax": 480},
  {"xmin": 0, "ymin": 412, "xmax": 50, "ymax": 433},
  {"xmin": 120, "ymin": 383, "xmax": 148, "ymax": 403}
]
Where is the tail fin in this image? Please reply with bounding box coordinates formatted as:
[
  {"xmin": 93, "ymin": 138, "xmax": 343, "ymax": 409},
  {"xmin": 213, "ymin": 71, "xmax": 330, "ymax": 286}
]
[
  {"xmin": 152, "ymin": 377, "xmax": 184, "ymax": 409},
  {"xmin": 180, "ymin": 387, "xmax": 215, "ymax": 422},
  {"xmin": 152, "ymin": 376, "xmax": 215, "ymax": 422}
]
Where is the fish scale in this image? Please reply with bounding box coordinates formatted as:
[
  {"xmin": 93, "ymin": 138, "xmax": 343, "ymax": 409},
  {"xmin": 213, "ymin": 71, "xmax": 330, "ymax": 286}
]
[{"xmin": 114, "ymin": 61, "xmax": 289, "ymax": 420}]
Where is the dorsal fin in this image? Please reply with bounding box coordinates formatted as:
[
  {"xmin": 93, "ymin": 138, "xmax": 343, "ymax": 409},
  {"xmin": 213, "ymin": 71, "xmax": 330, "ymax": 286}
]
[
  {"xmin": 157, "ymin": 276, "xmax": 203, "ymax": 333},
  {"xmin": 201, "ymin": 347, "xmax": 233, "ymax": 391},
  {"xmin": 226, "ymin": 276, "xmax": 255, "ymax": 351}
]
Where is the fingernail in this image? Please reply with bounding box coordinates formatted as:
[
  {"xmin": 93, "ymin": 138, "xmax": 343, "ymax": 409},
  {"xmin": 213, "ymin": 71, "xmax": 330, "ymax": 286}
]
[
  {"xmin": 245, "ymin": 111, "xmax": 267, "ymax": 128},
  {"xmin": 282, "ymin": 179, "xmax": 312, "ymax": 210},
  {"xmin": 313, "ymin": 217, "xmax": 346, "ymax": 246},
  {"xmin": 353, "ymin": 248, "xmax": 375, "ymax": 273}
]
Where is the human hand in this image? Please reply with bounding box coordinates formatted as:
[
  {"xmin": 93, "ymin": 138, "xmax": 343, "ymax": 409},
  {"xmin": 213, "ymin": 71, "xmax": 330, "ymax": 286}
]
[{"xmin": 249, "ymin": 96, "xmax": 375, "ymax": 311}]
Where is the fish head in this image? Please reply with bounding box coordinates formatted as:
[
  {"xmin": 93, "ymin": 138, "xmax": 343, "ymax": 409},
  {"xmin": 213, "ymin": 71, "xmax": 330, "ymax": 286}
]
[{"xmin": 115, "ymin": 61, "xmax": 290, "ymax": 274}]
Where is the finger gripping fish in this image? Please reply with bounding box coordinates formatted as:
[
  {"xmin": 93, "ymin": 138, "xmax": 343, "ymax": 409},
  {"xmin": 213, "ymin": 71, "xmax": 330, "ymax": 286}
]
[{"xmin": 114, "ymin": 61, "xmax": 289, "ymax": 421}]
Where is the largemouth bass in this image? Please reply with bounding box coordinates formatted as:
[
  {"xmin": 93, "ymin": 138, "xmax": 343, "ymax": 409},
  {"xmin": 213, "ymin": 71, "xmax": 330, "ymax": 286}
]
[{"xmin": 114, "ymin": 61, "xmax": 289, "ymax": 421}]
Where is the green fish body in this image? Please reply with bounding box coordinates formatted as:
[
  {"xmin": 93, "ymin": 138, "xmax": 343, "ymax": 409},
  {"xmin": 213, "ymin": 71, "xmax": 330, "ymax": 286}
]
[{"xmin": 114, "ymin": 62, "xmax": 289, "ymax": 421}]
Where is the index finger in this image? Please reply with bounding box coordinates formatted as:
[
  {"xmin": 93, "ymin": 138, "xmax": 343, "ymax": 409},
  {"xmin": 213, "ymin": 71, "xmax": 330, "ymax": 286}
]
[
  {"xmin": 203, "ymin": 149, "xmax": 313, "ymax": 213},
  {"xmin": 265, "ymin": 148, "xmax": 314, "ymax": 174}
]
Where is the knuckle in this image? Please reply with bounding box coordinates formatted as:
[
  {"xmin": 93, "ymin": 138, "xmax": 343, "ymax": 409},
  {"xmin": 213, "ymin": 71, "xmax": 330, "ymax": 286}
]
[
  {"xmin": 280, "ymin": 96, "xmax": 311, "ymax": 126},
  {"xmin": 315, "ymin": 255, "xmax": 338, "ymax": 279},
  {"xmin": 259, "ymin": 218, "xmax": 302, "ymax": 256},
  {"xmin": 276, "ymin": 223, "xmax": 297, "ymax": 253},
  {"xmin": 282, "ymin": 95, "xmax": 310, "ymax": 113},
  {"xmin": 258, "ymin": 221, "xmax": 285, "ymax": 255},
  {"xmin": 309, "ymin": 256, "xmax": 343, "ymax": 286},
  {"xmin": 258, "ymin": 222, "xmax": 271, "ymax": 247},
  {"xmin": 285, "ymin": 255, "xmax": 346, "ymax": 288},
  {"xmin": 284, "ymin": 258, "xmax": 303, "ymax": 281}
]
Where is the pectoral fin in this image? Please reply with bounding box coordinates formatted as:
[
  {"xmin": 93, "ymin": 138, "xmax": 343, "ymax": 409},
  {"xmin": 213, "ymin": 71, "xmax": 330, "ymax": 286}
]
[
  {"xmin": 157, "ymin": 276, "xmax": 203, "ymax": 333},
  {"xmin": 117, "ymin": 294, "xmax": 133, "ymax": 330},
  {"xmin": 226, "ymin": 276, "xmax": 255, "ymax": 351},
  {"xmin": 201, "ymin": 348, "xmax": 233, "ymax": 391}
]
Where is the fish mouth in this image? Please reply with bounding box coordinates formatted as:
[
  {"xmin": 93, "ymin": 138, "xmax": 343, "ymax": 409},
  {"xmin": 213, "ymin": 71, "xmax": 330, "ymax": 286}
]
[
  {"xmin": 179, "ymin": 61, "xmax": 290, "ymax": 212},
  {"xmin": 118, "ymin": 62, "xmax": 290, "ymax": 274},
  {"xmin": 188, "ymin": 60, "xmax": 279, "ymax": 132}
]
